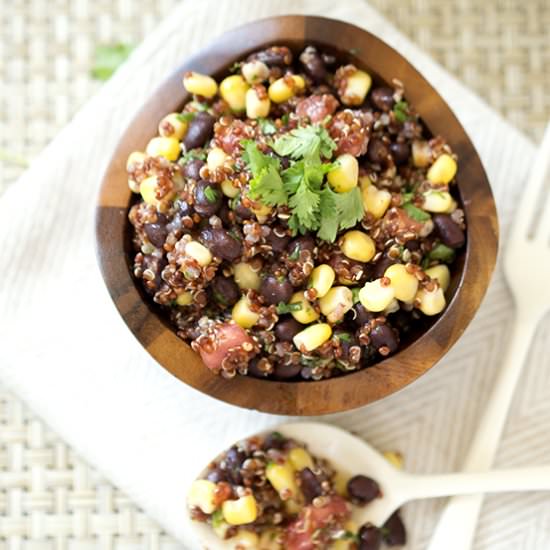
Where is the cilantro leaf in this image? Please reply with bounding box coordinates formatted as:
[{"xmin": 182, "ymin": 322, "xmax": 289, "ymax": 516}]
[
  {"xmin": 289, "ymin": 179, "xmax": 320, "ymax": 228},
  {"xmin": 334, "ymin": 186, "xmax": 364, "ymax": 230},
  {"xmin": 317, "ymin": 187, "xmax": 339, "ymax": 241},
  {"xmin": 282, "ymin": 161, "xmax": 305, "ymax": 194},
  {"xmin": 276, "ymin": 302, "xmax": 303, "ymax": 314},
  {"xmin": 393, "ymin": 100, "xmax": 410, "ymax": 123},
  {"xmin": 429, "ymin": 243, "xmax": 456, "ymax": 263},
  {"xmin": 403, "ymin": 202, "xmax": 431, "ymax": 222},
  {"xmin": 178, "ymin": 149, "xmax": 206, "ymax": 165},
  {"xmin": 272, "ymin": 125, "xmax": 336, "ymax": 160},
  {"xmin": 177, "ymin": 112, "xmax": 196, "ymax": 123},
  {"xmin": 258, "ymin": 118, "xmax": 277, "ymax": 135},
  {"xmin": 91, "ymin": 43, "xmax": 133, "ymax": 81},
  {"xmin": 204, "ymin": 186, "xmax": 219, "ymax": 204},
  {"xmin": 250, "ymin": 165, "xmax": 287, "ymax": 206}
]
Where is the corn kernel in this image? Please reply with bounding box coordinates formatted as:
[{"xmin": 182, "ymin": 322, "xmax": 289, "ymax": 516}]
[
  {"xmin": 384, "ymin": 264, "xmax": 418, "ymax": 303},
  {"xmin": 228, "ymin": 530, "xmax": 260, "ymax": 548},
  {"xmin": 334, "ymin": 471, "xmax": 350, "ymax": 497},
  {"xmin": 220, "ymin": 75, "xmax": 249, "ymax": 112},
  {"xmin": 186, "ymin": 240, "xmax": 212, "ymax": 266},
  {"xmin": 251, "ymin": 202, "xmax": 272, "ymax": 223},
  {"xmin": 146, "ymin": 137, "xmax": 181, "ymax": 161},
  {"xmin": 158, "ymin": 113, "xmax": 188, "ymax": 140},
  {"xmin": 383, "ymin": 450, "xmax": 404, "ymax": 470},
  {"xmin": 175, "ymin": 291, "xmax": 193, "ymax": 306},
  {"xmin": 222, "ymin": 495, "xmax": 258, "ymax": 526},
  {"xmin": 411, "ymin": 140, "xmax": 432, "ymax": 167},
  {"xmin": 126, "ymin": 151, "xmax": 146, "ymax": 171},
  {"xmin": 221, "ymin": 179, "xmax": 240, "ymax": 198},
  {"xmin": 416, "ymin": 286, "xmax": 446, "ymax": 315},
  {"xmin": 246, "ymin": 87, "xmax": 271, "ymax": 119},
  {"xmin": 266, "ymin": 461, "xmax": 298, "ymax": 500},
  {"xmin": 327, "ymin": 154, "xmax": 359, "ymax": 193},
  {"xmin": 361, "ymin": 178, "xmax": 392, "ymax": 219},
  {"xmin": 425, "ymin": 264, "xmax": 451, "ymax": 292},
  {"xmin": 340, "ymin": 69, "xmax": 372, "ymax": 106},
  {"xmin": 188, "ymin": 479, "xmax": 217, "ymax": 514},
  {"xmin": 359, "ymin": 279, "xmax": 395, "ymax": 312},
  {"xmin": 284, "ymin": 499, "xmax": 301, "ymax": 515},
  {"xmin": 233, "ymin": 262, "xmax": 261, "ymax": 290},
  {"xmin": 331, "ymin": 540, "xmax": 353, "ymax": 550},
  {"xmin": 427, "ymin": 154, "xmax": 457, "ymax": 184},
  {"xmin": 319, "ymin": 286, "xmax": 354, "ymax": 323},
  {"xmin": 309, "ymin": 264, "xmax": 335, "ymax": 298},
  {"xmin": 293, "ymin": 323, "xmax": 332, "ymax": 352},
  {"xmin": 422, "ymin": 190, "xmax": 453, "ymax": 213},
  {"xmin": 241, "ymin": 60, "xmax": 270, "ymax": 84},
  {"xmin": 232, "ymin": 296, "xmax": 259, "ymax": 329},
  {"xmin": 290, "ymin": 292, "xmax": 319, "ymax": 324},
  {"xmin": 140, "ymin": 176, "xmax": 159, "ymax": 206},
  {"xmin": 183, "ymin": 71, "xmax": 218, "ymax": 98},
  {"xmin": 268, "ymin": 75, "xmax": 305, "ymax": 104},
  {"xmin": 288, "ymin": 447, "xmax": 314, "ymax": 471},
  {"xmin": 340, "ymin": 230, "xmax": 376, "ymax": 262},
  {"xmin": 207, "ymin": 147, "xmax": 230, "ymax": 171}
]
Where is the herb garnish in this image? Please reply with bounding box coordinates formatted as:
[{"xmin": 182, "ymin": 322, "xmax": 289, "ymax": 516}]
[
  {"xmin": 178, "ymin": 149, "xmax": 207, "ymax": 165},
  {"xmin": 91, "ymin": 43, "xmax": 133, "ymax": 81},
  {"xmin": 177, "ymin": 112, "xmax": 196, "ymax": 123},
  {"xmin": 428, "ymin": 243, "xmax": 455, "ymax": 262},
  {"xmin": 276, "ymin": 302, "xmax": 303, "ymax": 314},
  {"xmin": 393, "ymin": 100, "xmax": 410, "ymax": 123},
  {"xmin": 204, "ymin": 186, "xmax": 219, "ymax": 204},
  {"xmin": 402, "ymin": 202, "xmax": 431, "ymax": 222},
  {"xmin": 258, "ymin": 118, "xmax": 278, "ymax": 135}
]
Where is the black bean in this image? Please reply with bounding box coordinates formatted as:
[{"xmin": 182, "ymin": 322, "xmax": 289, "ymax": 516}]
[
  {"xmin": 273, "ymin": 363, "xmax": 302, "ymax": 380},
  {"xmin": 367, "ymin": 138, "xmax": 390, "ymax": 165},
  {"xmin": 433, "ymin": 214, "xmax": 465, "ymax": 248},
  {"xmin": 263, "ymin": 432, "xmax": 286, "ymax": 450},
  {"xmin": 353, "ymin": 303, "xmax": 374, "ymax": 326},
  {"xmin": 247, "ymin": 358, "xmax": 270, "ymax": 379},
  {"xmin": 370, "ymin": 87, "xmax": 395, "ymax": 112},
  {"xmin": 288, "ymin": 235, "xmax": 315, "ymax": 255},
  {"xmin": 389, "ymin": 310, "xmax": 412, "ymax": 335},
  {"xmin": 200, "ymin": 227, "xmax": 242, "ymax": 261},
  {"xmin": 144, "ymin": 223, "xmax": 167, "ymax": 248},
  {"xmin": 321, "ymin": 52, "xmax": 336, "ymax": 66},
  {"xmin": 260, "ymin": 275, "xmax": 293, "ymax": 305},
  {"xmin": 210, "ymin": 276, "xmax": 240, "ymax": 306},
  {"xmin": 347, "ymin": 475, "xmax": 381, "ymax": 505},
  {"xmin": 218, "ymin": 202, "xmax": 232, "ymax": 226},
  {"xmin": 299, "ymin": 46, "xmax": 327, "ymax": 83},
  {"xmin": 390, "ymin": 142, "xmax": 410, "ymax": 166},
  {"xmin": 181, "ymin": 158, "xmax": 205, "ymax": 180},
  {"xmin": 233, "ymin": 198, "xmax": 253, "ymax": 220},
  {"xmin": 194, "ymin": 180, "xmax": 222, "ymax": 217},
  {"xmin": 382, "ymin": 511, "xmax": 407, "ymax": 546},
  {"xmin": 224, "ymin": 446, "xmax": 246, "ymax": 485},
  {"xmin": 335, "ymin": 330, "xmax": 359, "ymax": 360},
  {"xmin": 183, "ymin": 112, "xmax": 215, "ymax": 150},
  {"xmin": 274, "ymin": 317, "xmax": 302, "ymax": 342},
  {"xmin": 299, "ymin": 468, "xmax": 323, "ymax": 503},
  {"xmin": 359, "ymin": 524, "xmax": 382, "ymax": 550},
  {"xmin": 265, "ymin": 226, "xmax": 290, "ymax": 252},
  {"xmin": 370, "ymin": 324, "xmax": 399, "ymax": 354},
  {"xmin": 372, "ymin": 255, "xmax": 396, "ymax": 279},
  {"xmin": 177, "ymin": 199, "xmax": 193, "ymax": 218},
  {"xmin": 405, "ymin": 239, "xmax": 420, "ymax": 251},
  {"xmin": 207, "ymin": 468, "xmax": 227, "ymax": 483},
  {"xmin": 249, "ymin": 46, "xmax": 292, "ymax": 67}
]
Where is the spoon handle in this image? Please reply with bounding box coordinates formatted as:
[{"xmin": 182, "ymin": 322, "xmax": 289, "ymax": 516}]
[{"xmin": 402, "ymin": 465, "xmax": 550, "ymax": 501}]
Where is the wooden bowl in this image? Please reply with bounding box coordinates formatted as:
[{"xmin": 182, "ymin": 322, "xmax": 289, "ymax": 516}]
[{"xmin": 96, "ymin": 15, "xmax": 498, "ymax": 415}]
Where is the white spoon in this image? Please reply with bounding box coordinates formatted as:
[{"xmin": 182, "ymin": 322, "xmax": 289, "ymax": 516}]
[{"xmin": 188, "ymin": 422, "xmax": 550, "ymax": 549}]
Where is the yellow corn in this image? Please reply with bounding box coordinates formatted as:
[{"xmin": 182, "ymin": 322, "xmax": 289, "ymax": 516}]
[
  {"xmin": 359, "ymin": 279, "xmax": 395, "ymax": 312},
  {"xmin": 425, "ymin": 264, "xmax": 451, "ymax": 292},
  {"xmin": 175, "ymin": 291, "xmax": 193, "ymax": 306},
  {"xmin": 319, "ymin": 286, "xmax": 354, "ymax": 323},
  {"xmin": 185, "ymin": 241, "xmax": 212, "ymax": 266},
  {"xmin": 241, "ymin": 60, "xmax": 270, "ymax": 84},
  {"xmin": 139, "ymin": 176, "xmax": 159, "ymax": 206},
  {"xmin": 411, "ymin": 140, "xmax": 432, "ymax": 167},
  {"xmin": 427, "ymin": 154, "xmax": 457, "ymax": 184},
  {"xmin": 266, "ymin": 461, "xmax": 298, "ymax": 500},
  {"xmin": 327, "ymin": 154, "xmax": 359, "ymax": 193},
  {"xmin": 383, "ymin": 450, "xmax": 404, "ymax": 470},
  {"xmin": 293, "ymin": 323, "xmax": 332, "ymax": 352},
  {"xmin": 333, "ymin": 471, "xmax": 350, "ymax": 497},
  {"xmin": 268, "ymin": 75, "xmax": 305, "ymax": 104},
  {"xmin": 360, "ymin": 177, "xmax": 392, "ymax": 219},
  {"xmin": 233, "ymin": 262, "xmax": 261, "ymax": 290},
  {"xmin": 126, "ymin": 151, "xmax": 146, "ymax": 171},
  {"xmin": 183, "ymin": 71, "xmax": 218, "ymax": 98},
  {"xmin": 221, "ymin": 179, "xmax": 240, "ymax": 198},
  {"xmin": 207, "ymin": 147, "xmax": 230, "ymax": 171},
  {"xmin": 340, "ymin": 230, "xmax": 376, "ymax": 262},
  {"xmin": 309, "ymin": 264, "xmax": 336, "ymax": 298},
  {"xmin": 228, "ymin": 530, "xmax": 260, "ymax": 548},
  {"xmin": 416, "ymin": 286, "xmax": 446, "ymax": 315},
  {"xmin": 222, "ymin": 495, "xmax": 258, "ymax": 526},
  {"xmin": 188, "ymin": 479, "xmax": 217, "ymax": 514},
  {"xmin": 158, "ymin": 113, "xmax": 188, "ymax": 140},
  {"xmin": 146, "ymin": 137, "xmax": 181, "ymax": 161},
  {"xmin": 251, "ymin": 202, "xmax": 272, "ymax": 223},
  {"xmin": 232, "ymin": 296, "xmax": 259, "ymax": 329},
  {"xmin": 422, "ymin": 190, "xmax": 453, "ymax": 213},
  {"xmin": 340, "ymin": 69, "xmax": 372, "ymax": 106},
  {"xmin": 246, "ymin": 87, "xmax": 271, "ymax": 119},
  {"xmin": 288, "ymin": 447, "xmax": 314, "ymax": 471},
  {"xmin": 284, "ymin": 498, "xmax": 301, "ymax": 515},
  {"xmin": 220, "ymin": 74, "xmax": 249, "ymax": 112},
  {"xmin": 290, "ymin": 292, "xmax": 319, "ymax": 324},
  {"xmin": 384, "ymin": 264, "xmax": 418, "ymax": 303}
]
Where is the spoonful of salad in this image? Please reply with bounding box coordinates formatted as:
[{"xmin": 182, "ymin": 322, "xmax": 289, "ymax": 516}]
[{"xmin": 187, "ymin": 422, "xmax": 550, "ymax": 549}]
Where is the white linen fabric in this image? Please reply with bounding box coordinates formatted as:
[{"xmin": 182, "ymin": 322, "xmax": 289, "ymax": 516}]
[{"xmin": 1, "ymin": 1, "xmax": 549, "ymax": 548}]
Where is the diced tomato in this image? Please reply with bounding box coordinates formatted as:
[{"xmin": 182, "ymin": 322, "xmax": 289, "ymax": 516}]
[
  {"xmin": 295, "ymin": 94, "xmax": 339, "ymax": 123},
  {"xmin": 199, "ymin": 323, "xmax": 253, "ymax": 371}
]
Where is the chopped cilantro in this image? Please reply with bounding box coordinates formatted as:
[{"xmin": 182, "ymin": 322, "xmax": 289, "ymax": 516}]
[
  {"xmin": 403, "ymin": 202, "xmax": 431, "ymax": 222},
  {"xmin": 179, "ymin": 149, "xmax": 206, "ymax": 165},
  {"xmin": 317, "ymin": 186, "xmax": 364, "ymax": 242},
  {"xmin": 211, "ymin": 510, "xmax": 224, "ymax": 529},
  {"xmin": 277, "ymin": 302, "xmax": 303, "ymax": 314},
  {"xmin": 272, "ymin": 124, "xmax": 336, "ymax": 160},
  {"xmin": 336, "ymin": 332, "xmax": 352, "ymax": 342},
  {"xmin": 228, "ymin": 61, "xmax": 242, "ymax": 73},
  {"xmin": 288, "ymin": 248, "xmax": 300, "ymax": 261},
  {"xmin": 204, "ymin": 186, "xmax": 219, "ymax": 204},
  {"xmin": 429, "ymin": 243, "xmax": 456, "ymax": 263},
  {"xmin": 258, "ymin": 118, "xmax": 277, "ymax": 135},
  {"xmin": 351, "ymin": 287, "xmax": 361, "ymax": 304},
  {"xmin": 393, "ymin": 100, "xmax": 410, "ymax": 123},
  {"xmin": 91, "ymin": 43, "xmax": 133, "ymax": 81},
  {"xmin": 177, "ymin": 112, "xmax": 196, "ymax": 123}
]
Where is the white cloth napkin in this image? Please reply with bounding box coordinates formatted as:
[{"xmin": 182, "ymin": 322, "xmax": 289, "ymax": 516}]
[{"xmin": 1, "ymin": 1, "xmax": 549, "ymax": 548}]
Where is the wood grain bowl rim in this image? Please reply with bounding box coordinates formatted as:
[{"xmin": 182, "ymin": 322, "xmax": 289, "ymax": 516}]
[{"xmin": 95, "ymin": 15, "xmax": 499, "ymax": 416}]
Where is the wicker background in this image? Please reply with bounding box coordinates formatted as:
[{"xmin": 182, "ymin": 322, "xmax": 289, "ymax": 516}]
[{"xmin": 1, "ymin": 0, "xmax": 549, "ymax": 547}]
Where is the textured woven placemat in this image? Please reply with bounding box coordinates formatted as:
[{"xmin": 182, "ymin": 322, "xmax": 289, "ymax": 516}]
[{"xmin": 1, "ymin": 1, "xmax": 549, "ymax": 548}]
